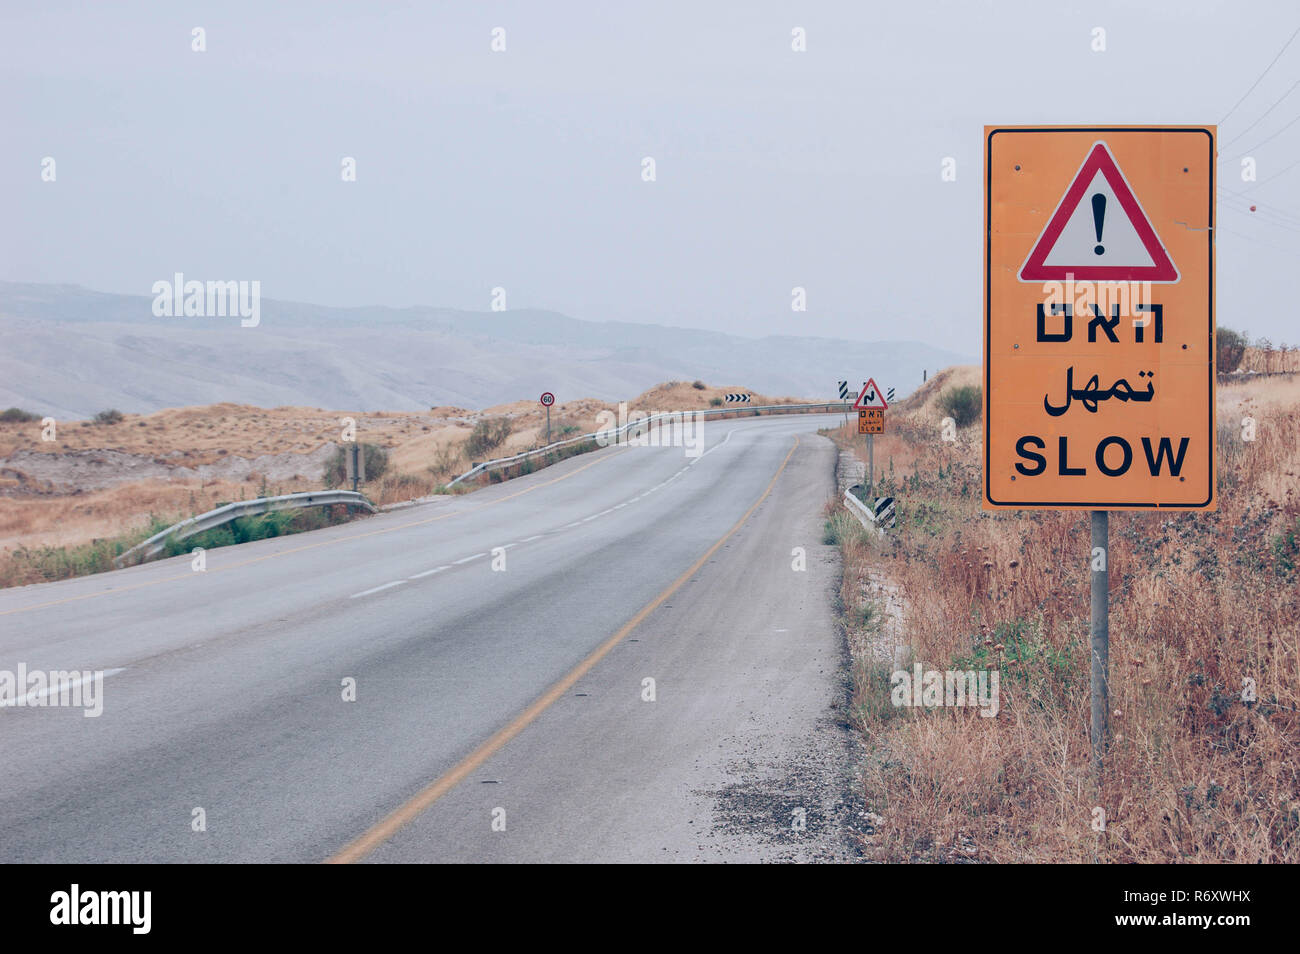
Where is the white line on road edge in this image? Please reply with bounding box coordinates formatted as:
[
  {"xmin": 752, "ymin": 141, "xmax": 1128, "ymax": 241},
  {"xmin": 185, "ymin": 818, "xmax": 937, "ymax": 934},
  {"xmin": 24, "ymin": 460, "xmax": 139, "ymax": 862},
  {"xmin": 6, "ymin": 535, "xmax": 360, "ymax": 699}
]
[
  {"xmin": 452, "ymin": 553, "xmax": 486, "ymax": 565},
  {"xmin": 349, "ymin": 581, "xmax": 407, "ymax": 599}
]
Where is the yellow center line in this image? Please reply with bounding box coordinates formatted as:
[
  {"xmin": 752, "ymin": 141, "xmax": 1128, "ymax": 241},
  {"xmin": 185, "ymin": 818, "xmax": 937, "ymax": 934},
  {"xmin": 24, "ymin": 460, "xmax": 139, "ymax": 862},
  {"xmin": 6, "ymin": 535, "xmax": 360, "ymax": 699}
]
[
  {"xmin": 325, "ymin": 435, "xmax": 801, "ymax": 864},
  {"xmin": 0, "ymin": 448, "xmax": 625, "ymax": 618}
]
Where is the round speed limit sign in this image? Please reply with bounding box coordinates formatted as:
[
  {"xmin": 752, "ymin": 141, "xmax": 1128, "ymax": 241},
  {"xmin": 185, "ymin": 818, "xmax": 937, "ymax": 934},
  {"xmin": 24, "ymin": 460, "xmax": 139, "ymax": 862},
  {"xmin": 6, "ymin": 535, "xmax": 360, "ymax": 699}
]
[{"xmin": 540, "ymin": 392, "xmax": 555, "ymax": 407}]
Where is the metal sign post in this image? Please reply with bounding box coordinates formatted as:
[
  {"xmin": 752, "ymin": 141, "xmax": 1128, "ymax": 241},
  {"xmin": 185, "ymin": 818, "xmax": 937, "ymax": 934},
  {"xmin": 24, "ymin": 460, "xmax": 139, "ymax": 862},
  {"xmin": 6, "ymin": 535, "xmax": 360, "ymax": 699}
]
[
  {"xmin": 540, "ymin": 392, "xmax": 555, "ymax": 444},
  {"xmin": 1090, "ymin": 510, "xmax": 1109, "ymax": 775},
  {"xmin": 868, "ymin": 433, "xmax": 874, "ymax": 499},
  {"xmin": 349, "ymin": 443, "xmax": 365, "ymax": 494}
]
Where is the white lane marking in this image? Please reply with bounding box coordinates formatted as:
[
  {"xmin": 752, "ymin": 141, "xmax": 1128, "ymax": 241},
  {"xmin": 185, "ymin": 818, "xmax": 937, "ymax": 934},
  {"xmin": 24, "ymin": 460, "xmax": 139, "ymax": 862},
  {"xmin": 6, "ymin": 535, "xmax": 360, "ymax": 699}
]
[
  {"xmin": 390, "ymin": 418, "xmax": 779, "ymax": 578},
  {"xmin": 0, "ymin": 667, "xmax": 126, "ymax": 708},
  {"xmin": 409, "ymin": 566, "xmax": 451, "ymax": 579},
  {"xmin": 349, "ymin": 581, "xmax": 407, "ymax": 599},
  {"xmin": 695, "ymin": 426, "xmax": 738, "ymax": 462}
]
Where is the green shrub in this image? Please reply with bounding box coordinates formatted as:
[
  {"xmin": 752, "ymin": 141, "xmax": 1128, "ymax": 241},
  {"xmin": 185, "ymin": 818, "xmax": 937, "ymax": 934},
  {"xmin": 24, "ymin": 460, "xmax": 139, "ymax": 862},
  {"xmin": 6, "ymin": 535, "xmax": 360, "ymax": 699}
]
[
  {"xmin": 692, "ymin": 380, "xmax": 706, "ymax": 390},
  {"xmin": 163, "ymin": 508, "xmax": 336, "ymax": 555},
  {"xmin": 1216, "ymin": 326, "xmax": 1248, "ymax": 372},
  {"xmin": 938, "ymin": 385, "xmax": 981, "ymax": 428},
  {"xmin": 709, "ymin": 397, "xmax": 723, "ymax": 407},
  {"xmin": 322, "ymin": 442, "xmax": 389, "ymax": 488},
  {"xmin": 1272, "ymin": 518, "xmax": 1299, "ymax": 580},
  {"xmin": 464, "ymin": 417, "xmax": 514, "ymax": 460},
  {"xmin": 93, "ymin": 408, "xmax": 125, "ymax": 425},
  {"xmin": 0, "ymin": 408, "xmax": 40, "ymax": 423}
]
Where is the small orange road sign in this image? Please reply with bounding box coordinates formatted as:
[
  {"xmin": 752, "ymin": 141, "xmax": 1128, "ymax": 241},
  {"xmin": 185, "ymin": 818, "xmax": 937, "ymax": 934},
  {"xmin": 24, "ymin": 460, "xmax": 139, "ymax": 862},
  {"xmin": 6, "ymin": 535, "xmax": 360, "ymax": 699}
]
[
  {"xmin": 858, "ymin": 409, "xmax": 884, "ymax": 434},
  {"xmin": 984, "ymin": 126, "xmax": 1215, "ymax": 510}
]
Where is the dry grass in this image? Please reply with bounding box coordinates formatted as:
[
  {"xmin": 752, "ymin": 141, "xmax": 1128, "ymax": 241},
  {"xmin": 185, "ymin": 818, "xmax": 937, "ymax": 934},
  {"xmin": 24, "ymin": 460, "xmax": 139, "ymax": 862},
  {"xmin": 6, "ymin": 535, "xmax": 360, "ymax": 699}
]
[
  {"xmin": 1239, "ymin": 346, "xmax": 1300, "ymax": 374},
  {"xmin": 833, "ymin": 371, "xmax": 1300, "ymax": 862}
]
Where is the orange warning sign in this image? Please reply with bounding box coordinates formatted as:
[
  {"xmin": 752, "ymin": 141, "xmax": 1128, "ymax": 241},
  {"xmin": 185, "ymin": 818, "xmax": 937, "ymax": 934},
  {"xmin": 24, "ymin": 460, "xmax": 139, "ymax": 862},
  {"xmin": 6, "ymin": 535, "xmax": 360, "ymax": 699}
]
[{"xmin": 984, "ymin": 126, "xmax": 1216, "ymax": 511}]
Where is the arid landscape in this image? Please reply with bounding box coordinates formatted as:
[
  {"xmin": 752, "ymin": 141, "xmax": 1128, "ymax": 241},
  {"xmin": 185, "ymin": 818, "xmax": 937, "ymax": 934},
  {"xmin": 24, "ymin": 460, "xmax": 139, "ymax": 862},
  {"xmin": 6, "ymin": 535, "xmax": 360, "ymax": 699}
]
[{"xmin": 0, "ymin": 381, "xmax": 804, "ymax": 584}]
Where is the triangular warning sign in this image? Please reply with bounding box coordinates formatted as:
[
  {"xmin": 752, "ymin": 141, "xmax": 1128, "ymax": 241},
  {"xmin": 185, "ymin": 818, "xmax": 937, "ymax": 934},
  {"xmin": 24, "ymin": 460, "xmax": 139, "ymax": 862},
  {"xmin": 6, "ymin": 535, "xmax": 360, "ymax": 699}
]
[
  {"xmin": 1019, "ymin": 141, "xmax": 1178, "ymax": 283},
  {"xmin": 854, "ymin": 378, "xmax": 887, "ymax": 410}
]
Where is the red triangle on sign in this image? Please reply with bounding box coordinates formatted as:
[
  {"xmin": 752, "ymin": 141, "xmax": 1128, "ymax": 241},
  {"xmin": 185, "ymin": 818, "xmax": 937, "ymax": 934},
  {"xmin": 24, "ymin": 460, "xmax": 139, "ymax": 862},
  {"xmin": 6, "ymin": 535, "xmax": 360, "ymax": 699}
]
[
  {"xmin": 1018, "ymin": 141, "xmax": 1178, "ymax": 283},
  {"xmin": 854, "ymin": 378, "xmax": 887, "ymax": 410}
]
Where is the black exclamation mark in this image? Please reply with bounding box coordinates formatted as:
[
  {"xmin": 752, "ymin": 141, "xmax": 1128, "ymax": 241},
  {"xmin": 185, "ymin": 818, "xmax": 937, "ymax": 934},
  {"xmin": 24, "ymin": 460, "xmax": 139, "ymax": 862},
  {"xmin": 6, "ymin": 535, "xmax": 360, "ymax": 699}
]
[{"xmin": 1092, "ymin": 193, "xmax": 1106, "ymax": 256}]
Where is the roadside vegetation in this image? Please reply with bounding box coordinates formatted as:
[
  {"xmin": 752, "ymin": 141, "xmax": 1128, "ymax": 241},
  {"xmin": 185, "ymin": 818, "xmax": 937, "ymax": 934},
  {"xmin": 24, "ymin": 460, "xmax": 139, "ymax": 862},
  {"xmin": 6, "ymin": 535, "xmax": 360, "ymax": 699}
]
[
  {"xmin": 937, "ymin": 383, "xmax": 981, "ymax": 428},
  {"xmin": 0, "ymin": 408, "xmax": 40, "ymax": 423},
  {"xmin": 827, "ymin": 366, "xmax": 1300, "ymax": 862},
  {"xmin": 0, "ymin": 495, "xmax": 359, "ymax": 587},
  {"xmin": 322, "ymin": 442, "xmax": 390, "ymax": 489},
  {"xmin": 464, "ymin": 417, "xmax": 515, "ymax": 459}
]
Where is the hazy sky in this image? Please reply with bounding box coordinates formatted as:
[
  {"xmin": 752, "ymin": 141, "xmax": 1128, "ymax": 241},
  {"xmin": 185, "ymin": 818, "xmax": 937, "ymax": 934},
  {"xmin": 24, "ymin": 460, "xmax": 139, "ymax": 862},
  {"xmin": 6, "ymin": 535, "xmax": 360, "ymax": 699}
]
[{"xmin": 3, "ymin": 1, "xmax": 1299, "ymax": 353}]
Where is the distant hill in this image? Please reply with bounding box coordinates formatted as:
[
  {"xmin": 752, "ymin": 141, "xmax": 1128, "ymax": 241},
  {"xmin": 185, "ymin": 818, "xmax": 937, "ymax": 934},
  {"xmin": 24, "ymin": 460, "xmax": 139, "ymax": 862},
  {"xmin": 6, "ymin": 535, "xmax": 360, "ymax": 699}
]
[{"xmin": 0, "ymin": 282, "xmax": 974, "ymax": 418}]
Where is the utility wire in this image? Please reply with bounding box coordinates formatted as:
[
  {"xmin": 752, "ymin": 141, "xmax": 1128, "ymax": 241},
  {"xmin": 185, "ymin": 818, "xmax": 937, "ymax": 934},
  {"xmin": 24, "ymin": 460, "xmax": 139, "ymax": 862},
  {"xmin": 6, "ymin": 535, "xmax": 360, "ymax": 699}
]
[
  {"xmin": 1219, "ymin": 24, "xmax": 1300, "ymax": 126},
  {"xmin": 1218, "ymin": 224, "xmax": 1300, "ymax": 258},
  {"xmin": 1219, "ymin": 185, "xmax": 1300, "ymax": 225},
  {"xmin": 1220, "ymin": 78, "xmax": 1300, "ymax": 148},
  {"xmin": 1221, "ymin": 107, "xmax": 1300, "ymax": 162},
  {"xmin": 1223, "ymin": 202, "xmax": 1300, "ymax": 235},
  {"xmin": 1252, "ymin": 154, "xmax": 1300, "ymax": 188}
]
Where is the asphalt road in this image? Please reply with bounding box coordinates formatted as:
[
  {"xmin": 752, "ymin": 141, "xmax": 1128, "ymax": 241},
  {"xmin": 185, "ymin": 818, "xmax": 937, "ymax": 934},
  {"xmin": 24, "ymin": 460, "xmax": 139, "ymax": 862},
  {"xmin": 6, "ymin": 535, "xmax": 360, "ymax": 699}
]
[{"xmin": 0, "ymin": 412, "xmax": 860, "ymax": 863}]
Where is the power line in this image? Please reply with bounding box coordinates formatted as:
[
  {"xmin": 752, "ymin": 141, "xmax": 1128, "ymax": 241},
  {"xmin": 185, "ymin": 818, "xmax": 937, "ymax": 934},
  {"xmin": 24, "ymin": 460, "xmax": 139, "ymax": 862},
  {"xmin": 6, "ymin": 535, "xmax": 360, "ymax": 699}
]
[
  {"xmin": 1253, "ymin": 154, "xmax": 1300, "ymax": 188},
  {"xmin": 1219, "ymin": 198, "xmax": 1300, "ymax": 233},
  {"xmin": 1221, "ymin": 106, "xmax": 1300, "ymax": 162},
  {"xmin": 1220, "ymin": 78, "xmax": 1300, "ymax": 148},
  {"xmin": 1223, "ymin": 202, "xmax": 1300, "ymax": 235},
  {"xmin": 1219, "ymin": 24, "xmax": 1300, "ymax": 126},
  {"xmin": 1217, "ymin": 224, "xmax": 1300, "ymax": 258},
  {"xmin": 1219, "ymin": 185, "xmax": 1300, "ymax": 225}
]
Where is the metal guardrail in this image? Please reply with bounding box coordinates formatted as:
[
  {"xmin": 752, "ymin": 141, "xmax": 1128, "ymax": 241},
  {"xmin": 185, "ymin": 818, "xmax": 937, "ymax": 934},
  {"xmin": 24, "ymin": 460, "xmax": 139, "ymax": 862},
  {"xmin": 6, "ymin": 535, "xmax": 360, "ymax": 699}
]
[
  {"xmin": 843, "ymin": 486, "xmax": 879, "ymax": 530},
  {"xmin": 113, "ymin": 490, "xmax": 376, "ymax": 568},
  {"xmin": 446, "ymin": 402, "xmax": 853, "ymax": 487}
]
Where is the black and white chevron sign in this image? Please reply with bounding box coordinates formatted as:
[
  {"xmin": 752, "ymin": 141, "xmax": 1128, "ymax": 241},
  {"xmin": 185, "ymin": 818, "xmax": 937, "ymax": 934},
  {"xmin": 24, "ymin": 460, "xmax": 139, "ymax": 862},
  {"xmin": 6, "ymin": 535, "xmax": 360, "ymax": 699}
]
[
  {"xmin": 874, "ymin": 496, "xmax": 896, "ymax": 528},
  {"xmin": 838, "ymin": 381, "xmax": 851, "ymax": 400},
  {"xmin": 724, "ymin": 393, "xmax": 751, "ymax": 403}
]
